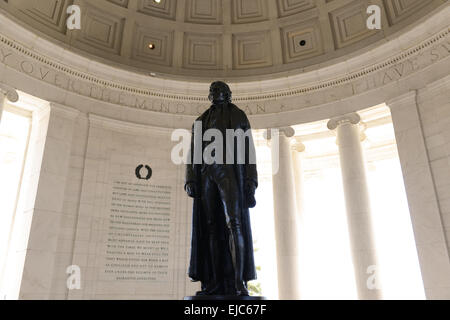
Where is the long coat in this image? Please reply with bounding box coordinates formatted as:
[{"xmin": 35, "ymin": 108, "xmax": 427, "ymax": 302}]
[{"xmin": 185, "ymin": 102, "xmax": 258, "ymax": 283}]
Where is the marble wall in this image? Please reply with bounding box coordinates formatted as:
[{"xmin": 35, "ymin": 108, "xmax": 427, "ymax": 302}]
[
  {"xmin": 415, "ymin": 78, "xmax": 450, "ymax": 298},
  {"xmin": 41, "ymin": 112, "xmax": 199, "ymax": 299},
  {"xmin": 388, "ymin": 79, "xmax": 450, "ymax": 299},
  {"xmin": 418, "ymin": 78, "xmax": 450, "ymax": 253},
  {"xmin": 0, "ymin": 95, "xmax": 200, "ymax": 299}
]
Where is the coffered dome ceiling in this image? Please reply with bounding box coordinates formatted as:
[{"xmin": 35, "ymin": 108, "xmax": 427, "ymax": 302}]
[{"xmin": 0, "ymin": 0, "xmax": 446, "ymax": 81}]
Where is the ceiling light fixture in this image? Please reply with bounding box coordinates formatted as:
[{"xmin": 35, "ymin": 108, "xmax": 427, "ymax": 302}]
[{"xmin": 148, "ymin": 43, "xmax": 155, "ymax": 50}]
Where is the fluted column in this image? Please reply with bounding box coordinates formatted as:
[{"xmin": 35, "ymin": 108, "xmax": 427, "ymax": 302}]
[
  {"xmin": 0, "ymin": 84, "xmax": 19, "ymax": 124},
  {"xmin": 268, "ymin": 126, "xmax": 301, "ymax": 299},
  {"xmin": 327, "ymin": 113, "xmax": 381, "ymax": 300}
]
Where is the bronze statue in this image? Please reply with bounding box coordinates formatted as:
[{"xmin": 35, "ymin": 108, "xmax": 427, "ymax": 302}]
[{"xmin": 185, "ymin": 81, "xmax": 258, "ymax": 296}]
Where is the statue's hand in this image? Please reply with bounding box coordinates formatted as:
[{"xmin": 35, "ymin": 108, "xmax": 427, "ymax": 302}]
[
  {"xmin": 244, "ymin": 180, "xmax": 257, "ymax": 208},
  {"xmin": 185, "ymin": 182, "xmax": 197, "ymax": 198}
]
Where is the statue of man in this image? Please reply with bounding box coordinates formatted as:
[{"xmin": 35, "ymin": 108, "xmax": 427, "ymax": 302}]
[{"xmin": 185, "ymin": 81, "xmax": 258, "ymax": 296}]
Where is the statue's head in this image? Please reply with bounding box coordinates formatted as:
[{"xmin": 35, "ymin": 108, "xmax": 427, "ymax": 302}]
[{"xmin": 208, "ymin": 81, "xmax": 232, "ymax": 104}]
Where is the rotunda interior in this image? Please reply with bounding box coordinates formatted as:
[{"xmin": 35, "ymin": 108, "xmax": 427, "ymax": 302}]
[{"xmin": 0, "ymin": 0, "xmax": 449, "ymax": 300}]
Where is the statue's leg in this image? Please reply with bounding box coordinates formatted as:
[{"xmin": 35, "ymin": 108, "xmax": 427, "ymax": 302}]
[
  {"xmin": 213, "ymin": 165, "xmax": 249, "ymax": 296},
  {"xmin": 197, "ymin": 170, "xmax": 223, "ymax": 295}
]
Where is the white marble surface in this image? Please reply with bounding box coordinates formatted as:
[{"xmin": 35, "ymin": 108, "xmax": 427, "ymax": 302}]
[
  {"xmin": 270, "ymin": 129, "xmax": 301, "ymax": 299},
  {"xmin": 329, "ymin": 114, "xmax": 381, "ymax": 299},
  {"xmin": 389, "ymin": 88, "xmax": 450, "ymax": 299},
  {"xmin": 64, "ymin": 114, "xmax": 195, "ymax": 300}
]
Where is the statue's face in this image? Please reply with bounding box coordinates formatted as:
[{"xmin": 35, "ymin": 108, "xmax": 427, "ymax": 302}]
[{"xmin": 208, "ymin": 81, "xmax": 231, "ymax": 104}]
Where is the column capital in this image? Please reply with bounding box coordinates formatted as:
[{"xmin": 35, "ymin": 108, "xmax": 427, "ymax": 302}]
[
  {"xmin": 279, "ymin": 126, "xmax": 295, "ymax": 137},
  {"xmin": 291, "ymin": 136, "xmax": 305, "ymax": 152},
  {"xmin": 0, "ymin": 83, "xmax": 19, "ymax": 103},
  {"xmin": 327, "ymin": 112, "xmax": 361, "ymax": 130}
]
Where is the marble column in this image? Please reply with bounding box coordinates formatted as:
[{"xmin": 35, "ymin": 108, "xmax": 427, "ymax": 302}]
[
  {"xmin": 327, "ymin": 113, "xmax": 381, "ymax": 300},
  {"xmin": 291, "ymin": 137, "xmax": 306, "ymax": 220},
  {"xmin": 0, "ymin": 83, "xmax": 19, "ymax": 124},
  {"xmin": 268, "ymin": 127, "xmax": 301, "ymax": 299}
]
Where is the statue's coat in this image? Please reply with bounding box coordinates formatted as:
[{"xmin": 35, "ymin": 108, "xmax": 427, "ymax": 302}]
[{"xmin": 185, "ymin": 102, "xmax": 258, "ymax": 283}]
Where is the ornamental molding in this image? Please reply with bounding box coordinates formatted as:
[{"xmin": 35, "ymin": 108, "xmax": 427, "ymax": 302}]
[
  {"xmin": 1, "ymin": 28, "xmax": 448, "ymax": 101},
  {"xmin": 0, "ymin": 82, "xmax": 19, "ymax": 102},
  {"xmin": 0, "ymin": 9, "xmax": 449, "ymax": 116}
]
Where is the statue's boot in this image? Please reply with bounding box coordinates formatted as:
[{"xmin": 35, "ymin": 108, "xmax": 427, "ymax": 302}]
[
  {"xmin": 196, "ymin": 235, "xmax": 223, "ymax": 295},
  {"xmin": 229, "ymin": 223, "xmax": 249, "ymax": 296}
]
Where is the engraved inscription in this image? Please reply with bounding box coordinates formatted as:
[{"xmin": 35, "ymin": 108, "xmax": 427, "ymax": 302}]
[
  {"xmin": 0, "ymin": 33, "xmax": 448, "ymax": 115},
  {"xmin": 103, "ymin": 181, "xmax": 172, "ymax": 282}
]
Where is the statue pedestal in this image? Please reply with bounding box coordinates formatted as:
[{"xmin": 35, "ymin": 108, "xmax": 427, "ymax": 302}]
[{"xmin": 184, "ymin": 295, "xmax": 266, "ymax": 301}]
